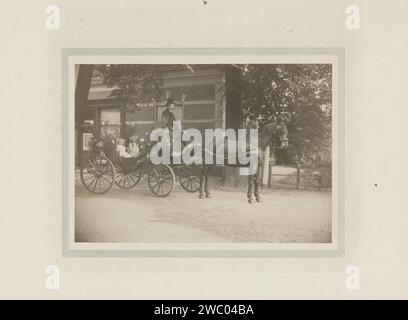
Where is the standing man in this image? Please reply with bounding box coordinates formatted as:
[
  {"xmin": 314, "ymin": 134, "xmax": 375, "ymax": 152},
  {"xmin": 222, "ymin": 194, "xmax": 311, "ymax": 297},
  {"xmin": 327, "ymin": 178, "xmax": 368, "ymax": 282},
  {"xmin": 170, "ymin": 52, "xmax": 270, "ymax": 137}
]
[
  {"xmin": 160, "ymin": 97, "xmax": 188, "ymax": 157},
  {"xmin": 275, "ymin": 115, "xmax": 289, "ymax": 164},
  {"xmin": 160, "ymin": 98, "xmax": 179, "ymax": 150},
  {"xmin": 101, "ymin": 128, "xmax": 118, "ymax": 162},
  {"xmin": 161, "ymin": 98, "xmax": 177, "ymax": 133}
]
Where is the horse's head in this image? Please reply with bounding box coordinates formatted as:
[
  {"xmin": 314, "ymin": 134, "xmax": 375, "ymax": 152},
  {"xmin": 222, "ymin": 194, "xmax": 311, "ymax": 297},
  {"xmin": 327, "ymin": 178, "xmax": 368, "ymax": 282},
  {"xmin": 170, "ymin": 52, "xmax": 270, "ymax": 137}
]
[
  {"xmin": 276, "ymin": 122, "xmax": 289, "ymax": 149},
  {"xmin": 258, "ymin": 119, "xmax": 289, "ymax": 150}
]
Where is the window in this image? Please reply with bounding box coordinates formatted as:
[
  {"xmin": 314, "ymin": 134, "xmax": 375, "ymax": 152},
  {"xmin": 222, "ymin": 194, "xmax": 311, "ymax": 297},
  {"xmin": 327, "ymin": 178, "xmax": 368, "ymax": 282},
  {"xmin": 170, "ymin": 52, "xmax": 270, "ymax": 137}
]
[
  {"xmin": 163, "ymin": 85, "xmax": 215, "ymax": 101},
  {"xmin": 126, "ymin": 106, "xmax": 155, "ymax": 121},
  {"xmin": 184, "ymin": 104, "xmax": 215, "ymax": 120},
  {"xmin": 100, "ymin": 108, "xmax": 121, "ymax": 137},
  {"xmin": 157, "ymin": 105, "xmax": 183, "ymax": 124}
]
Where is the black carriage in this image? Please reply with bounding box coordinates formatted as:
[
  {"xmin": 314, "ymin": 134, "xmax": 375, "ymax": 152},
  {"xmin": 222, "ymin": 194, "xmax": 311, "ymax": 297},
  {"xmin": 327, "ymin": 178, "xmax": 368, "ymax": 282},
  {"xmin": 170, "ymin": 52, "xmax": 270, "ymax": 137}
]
[
  {"xmin": 79, "ymin": 136, "xmax": 201, "ymax": 196},
  {"xmin": 79, "ymin": 136, "xmax": 175, "ymax": 197},
  {"xmin": 171, "ymin": 163, "xmax": 201, "ymax": 193}
]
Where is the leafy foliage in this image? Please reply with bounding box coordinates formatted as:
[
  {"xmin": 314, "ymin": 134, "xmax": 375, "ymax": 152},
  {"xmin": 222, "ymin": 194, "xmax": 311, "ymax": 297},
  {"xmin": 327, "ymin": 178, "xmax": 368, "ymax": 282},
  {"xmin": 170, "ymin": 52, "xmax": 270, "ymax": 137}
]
[
  {"xmin": 239, "ymin": 64, "xmax": 332, "ymax": 164},
  {"xmin": 94, "ymin": 64, "xmax": 167, "ymax": 104}
]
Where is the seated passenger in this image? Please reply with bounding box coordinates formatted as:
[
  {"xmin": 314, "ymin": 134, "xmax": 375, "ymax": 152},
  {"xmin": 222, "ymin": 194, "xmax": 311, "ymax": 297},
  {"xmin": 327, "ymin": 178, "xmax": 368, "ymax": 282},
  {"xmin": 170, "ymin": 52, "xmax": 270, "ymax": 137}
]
[
  {"xmin": 127, "ymin": 134, "xmax": 140, "ymax": 157},
  {"xmin": 102, "ymin": 128, "xmax": 118, "ymax": 162},
  {"xmin": 116, "ymin": 138, "xmax": 132, "ymax": 158}
]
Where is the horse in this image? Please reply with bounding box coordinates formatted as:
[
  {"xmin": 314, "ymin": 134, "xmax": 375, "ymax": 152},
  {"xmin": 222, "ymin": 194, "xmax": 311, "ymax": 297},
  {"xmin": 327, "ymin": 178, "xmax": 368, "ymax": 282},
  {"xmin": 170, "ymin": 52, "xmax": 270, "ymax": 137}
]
[{"xmin": 198, "ymin": 119, "xmax": 289, "ymax": 203}]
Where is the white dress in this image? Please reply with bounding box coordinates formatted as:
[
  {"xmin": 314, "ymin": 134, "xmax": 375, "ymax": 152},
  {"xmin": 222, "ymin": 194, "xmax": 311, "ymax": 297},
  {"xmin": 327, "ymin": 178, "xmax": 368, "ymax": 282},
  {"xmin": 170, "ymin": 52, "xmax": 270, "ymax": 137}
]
[
  {"xmin": 117, "ymin": 144, "xmax": 132, "ymax": 158},
  {"xmin": 127, "ymin": 142, "xmax": 140, "ymax": 157}
]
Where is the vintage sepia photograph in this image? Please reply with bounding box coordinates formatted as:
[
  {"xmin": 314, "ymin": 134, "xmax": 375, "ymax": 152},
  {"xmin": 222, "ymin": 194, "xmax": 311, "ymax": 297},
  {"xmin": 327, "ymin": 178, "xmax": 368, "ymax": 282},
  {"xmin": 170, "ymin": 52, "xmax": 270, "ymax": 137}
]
[{"xmin": 65, "ymin": 50, "xmax": 342, "ymax": 255}]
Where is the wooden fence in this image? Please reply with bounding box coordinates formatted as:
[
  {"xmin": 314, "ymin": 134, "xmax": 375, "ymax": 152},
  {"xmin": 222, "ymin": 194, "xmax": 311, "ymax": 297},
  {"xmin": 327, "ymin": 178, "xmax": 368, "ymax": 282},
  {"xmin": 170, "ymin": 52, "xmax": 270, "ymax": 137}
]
[{"xmin": 259, "ymin": 163, "xmax": 331, "ymax": 190}]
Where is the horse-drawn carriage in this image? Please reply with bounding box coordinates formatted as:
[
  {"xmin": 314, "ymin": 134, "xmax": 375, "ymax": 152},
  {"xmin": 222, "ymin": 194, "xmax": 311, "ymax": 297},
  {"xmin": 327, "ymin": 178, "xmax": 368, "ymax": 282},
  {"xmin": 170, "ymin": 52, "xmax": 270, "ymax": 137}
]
[{"xmin": 79, "ymin": 136, "xmax": 201, "ymax": 197}]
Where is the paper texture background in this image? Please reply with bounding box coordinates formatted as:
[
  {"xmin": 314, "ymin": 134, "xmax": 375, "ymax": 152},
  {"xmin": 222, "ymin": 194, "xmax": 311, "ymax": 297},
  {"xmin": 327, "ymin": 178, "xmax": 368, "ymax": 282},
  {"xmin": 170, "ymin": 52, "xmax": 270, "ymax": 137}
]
[{"xmin": 1, "ymin": 0, "xmax": 407, "ymax": 299}]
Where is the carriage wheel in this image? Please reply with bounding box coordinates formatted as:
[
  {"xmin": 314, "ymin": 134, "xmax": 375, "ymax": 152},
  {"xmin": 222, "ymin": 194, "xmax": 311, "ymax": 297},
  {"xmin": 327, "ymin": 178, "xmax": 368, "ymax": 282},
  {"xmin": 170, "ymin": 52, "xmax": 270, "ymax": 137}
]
[
  {"xmin": 114, "ymin": 166, "xmax": 142, "ymax": 189},
  {"xmin": 147, "ymin": 164, "xmax": 175, "ymax": 197},
  {"xmin": 80, "ymin": 154, "xmax": 115, "ymax": 194},
  {"xmin": 179, "ymin": 165, "xmax": 201, "ymax": 193}
]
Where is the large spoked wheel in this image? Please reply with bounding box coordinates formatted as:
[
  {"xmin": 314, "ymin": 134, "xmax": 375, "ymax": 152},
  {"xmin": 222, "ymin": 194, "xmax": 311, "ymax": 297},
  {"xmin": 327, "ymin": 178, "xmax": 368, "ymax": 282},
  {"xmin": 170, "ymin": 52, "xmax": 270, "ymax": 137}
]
[
  {"xmin": 147, "ymin": 164, "xmax": 175, "ymax": 197},
  {"xmin": 179, "ymin": 165, "xmax": 201, "ymax": 193},
  {"xmin": 114, "ymin": 165, "xmax": 142, "ymax": 189},
  {"xmin": 80, "ymin": 154, "xmax": 115, "ymax": 194}
]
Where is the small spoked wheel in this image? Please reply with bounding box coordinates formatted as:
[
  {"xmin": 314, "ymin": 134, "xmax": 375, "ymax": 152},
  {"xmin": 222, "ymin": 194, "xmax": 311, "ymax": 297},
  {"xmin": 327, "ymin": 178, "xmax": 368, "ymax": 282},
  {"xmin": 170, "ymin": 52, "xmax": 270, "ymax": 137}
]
[
  {"xmin": 114, "ymin": 166, "xmax": 142, "ymax": 189},
  {"xmin": 80, "ymin": 154, "xmax": 115, "ymax": 194},
  {"xmin": 147, "ymin": 164, "xmax": 175, "ymax": 197},
  {"xmin": 179, "ymin": 165, "xmax": 201, "ymax": 193}
]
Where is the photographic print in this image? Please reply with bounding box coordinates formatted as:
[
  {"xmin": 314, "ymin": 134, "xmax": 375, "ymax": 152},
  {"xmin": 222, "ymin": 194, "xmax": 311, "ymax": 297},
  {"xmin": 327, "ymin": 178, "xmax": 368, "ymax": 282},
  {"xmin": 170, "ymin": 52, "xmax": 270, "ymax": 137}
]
[
  {"xmin": 63, "ymin": 49, "xmax": 343, "ymax": 256},
  {"xmin": 4, "ymin": 0, "xmax": 408, "ymax": 302}
]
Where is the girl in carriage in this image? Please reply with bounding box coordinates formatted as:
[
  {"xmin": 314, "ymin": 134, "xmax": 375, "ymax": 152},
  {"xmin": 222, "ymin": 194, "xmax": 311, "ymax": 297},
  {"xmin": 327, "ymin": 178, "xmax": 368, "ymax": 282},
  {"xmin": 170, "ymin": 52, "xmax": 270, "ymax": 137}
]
[
  {"xmin": 116, "ymin": 138, "xmax": 133, "ymax": 158},
  {"xmin": 127, "ymin": 134, "xmax": 140, "ymax": 157}
]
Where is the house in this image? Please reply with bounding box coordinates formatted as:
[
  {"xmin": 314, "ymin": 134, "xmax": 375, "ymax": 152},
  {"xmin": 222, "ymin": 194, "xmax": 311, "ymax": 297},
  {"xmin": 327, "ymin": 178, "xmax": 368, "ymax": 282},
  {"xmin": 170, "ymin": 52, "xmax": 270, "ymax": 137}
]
[{"xmin": 75, "ymin": 64, "xmax": 242, "ymax": 167}]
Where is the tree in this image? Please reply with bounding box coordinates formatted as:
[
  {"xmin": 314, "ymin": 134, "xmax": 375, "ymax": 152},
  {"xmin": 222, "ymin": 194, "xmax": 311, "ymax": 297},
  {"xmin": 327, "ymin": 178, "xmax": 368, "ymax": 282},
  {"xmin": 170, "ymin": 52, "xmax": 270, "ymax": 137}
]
[
  {"xmin": 238, "ymin": 64, "xmax": 332, "ymax": 164},
  {"xmin": 94, "ymin": 64, "xmax": 170, "ymax": 104}
]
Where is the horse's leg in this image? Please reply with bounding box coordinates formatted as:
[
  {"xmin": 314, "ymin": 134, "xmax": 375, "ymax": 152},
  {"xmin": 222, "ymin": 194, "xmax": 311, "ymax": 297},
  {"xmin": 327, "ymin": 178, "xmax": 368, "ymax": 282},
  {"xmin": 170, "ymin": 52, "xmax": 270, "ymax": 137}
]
[
  {"xmin": 255, "ymin": 153, "xmax": 263, "ymax": 202},
  {"xmin": 204, "ymin": 166, "xmax": 211, "ymax": 198},
  {"xmin": 199, "ymin": 165, "xmax": 205, "ymax": 199},
  {"xmin": 247, "ymin": 174, "xmax": 255, "ymax": 204},
  {"xmin": 254, "ymin": 168, "xmax": 261, "ymax": 202}
]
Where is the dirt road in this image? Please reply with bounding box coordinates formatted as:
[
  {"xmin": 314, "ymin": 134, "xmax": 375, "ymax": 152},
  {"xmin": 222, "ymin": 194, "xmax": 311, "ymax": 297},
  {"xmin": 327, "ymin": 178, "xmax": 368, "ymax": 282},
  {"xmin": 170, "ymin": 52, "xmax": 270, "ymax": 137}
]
[{"xmin": 75, "ymin": 180, "xmax": 332, "ymax": 243}]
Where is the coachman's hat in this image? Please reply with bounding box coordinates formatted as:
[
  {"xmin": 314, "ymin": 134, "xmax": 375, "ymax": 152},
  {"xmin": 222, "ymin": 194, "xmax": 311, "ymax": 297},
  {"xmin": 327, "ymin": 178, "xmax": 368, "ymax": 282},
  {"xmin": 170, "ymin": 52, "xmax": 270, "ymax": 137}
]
[{"xmin": 165, "ymin": 98, "xmax": 175, "ymax": 106}]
